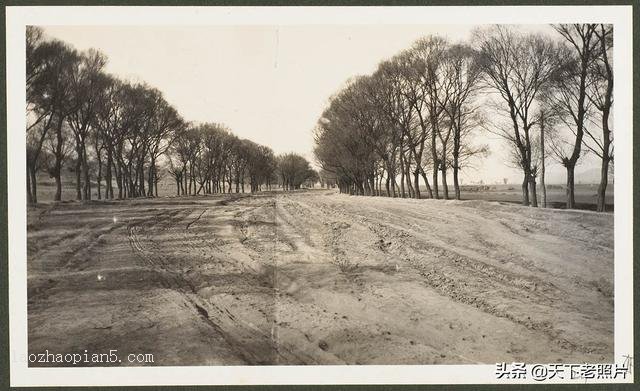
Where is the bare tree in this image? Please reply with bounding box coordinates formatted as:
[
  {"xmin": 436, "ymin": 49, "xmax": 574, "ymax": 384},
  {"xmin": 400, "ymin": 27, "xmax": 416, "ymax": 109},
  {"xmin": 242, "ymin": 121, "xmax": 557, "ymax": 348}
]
[
  {"xmin": 278, "ymin": 153, "xmax": 315, "ymax": 191},
  {"xmin": 585, "ymin": 24, "xmax": 614, "ymax": 212},
  {"xmin": 405, "ymin": 36, "xmax": 449, "ymax": 199},
  {"xmin": 66, "ymin": 49, "xmax": 108, "ymax": 200},
  {"xmin": 548, "ymin": 24, "xmax": 600, "ymax": 209},
  {"xmin": 165, "ymin": 123, "xmax": 277, "ymax": 197},
  {"xmin": 25, "ymin": 27, "xmax": 54, "ymax": 202},
  {"xmin": 438, "ymin": 44, "xmax": 485, "ymax": 200},
  {"xmin": 26, "ymin": 34, "xmax": 78, "ymax": 203},
  {"xmin": 27, "ymin": 31, "xmax": 268, "ymax": 203},
  {"xmin": 313, "ymin": 77, "xmax": 382, "ymax": 196},
  {"xmin": 537, "ymin": 109, "xmax": 549, "ymax": 208},
  {"xmin": 46, "ymin": 42, "xmax": 80, "ymax": 201},
  {"xmin": 92, "ymin": 75, "xmax": 123, "ymax": 199},
  {"xmin": 371, "ymin": 63, "xmax": 415, "ymax": 198},
  {"xmin": 314, "ymin": 35, "xmax": 492, "ymax": 201},
  {"xmin": 475, "ymin": 26, "xmax": 562, "ymax": 207},
  {"xmin": 145, "ymin": 92, "xmax": 184, "ymax": 197}
]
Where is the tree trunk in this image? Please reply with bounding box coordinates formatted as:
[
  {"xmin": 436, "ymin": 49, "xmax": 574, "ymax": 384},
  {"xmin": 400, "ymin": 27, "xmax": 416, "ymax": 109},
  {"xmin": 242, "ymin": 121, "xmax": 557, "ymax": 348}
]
[
  {"xmin": 28, "ymin": 165, "xmax": 38, "ymax": 204},
  {"xmin": 54, "ymin": 170, "xmax": 62, "ymax": 201},
  {"xmin": 369, "ymin": 175, "xmax": 376, "ymax": 196},
  {"xmin": 147, "ymin": 159, "xmax": 155, "ymax": 197},
  {"xmin": 452, "ymin": 127, "xmax": 461, "ymax": 200},
  {"xmin": 431, "ymin": 127, "xmax": 439, "ymax": 199},
  {"xmin": 521, "ymin": 172, "xmax": 530, "ymax": 206},
  {"xmin": 566, "ymin": 164, "xmax": 576, "ymax": 209},
  {"xmin": 96, "ymin": 155, "xmax": 102, "ymax": 200},
  {"xmin": 116, "ymin": 162, "xmax": 123, "ymax": 200},
  {"xmin": 453, "ymin": 164, "xmax": 460, "ymax": 200},
  {"xmin": 27, "ymin": 164, "xmax": 33, "ymax": 204},
  {"xmin": 81, "ymin": 144, "xmax": 91, "ymax": 201},
  {"xmin": 399, "ymin": 152, "xmax": 406, "ymax": 198},
  {"xmin": 405, "ymin": 167, "xmax": 414, "ymax": 198},
  {"xmin": 385, "ymin": 175, "xmax": 391, "ymax": 197},
  {"xmin": 432, "ymin": 158, "xmax": 439, "ymax": 199},
  {"xmin": 419, "ymin": 168, "xmax": 433, "ymax": 199},
  {"xmin": 596, "ymin": 104, "xmax": 612, "ymax": 212},
  {"xmin": 390, "ymin": 176, "xmax": 397, "ymax": 198},
  {"xmin": 53, "ymin": 115, "xmax": 64, "ymax": 202},
  {"xmin": 138, "ymin": 163, "xmax": 146, "ymax": 197},
  {"xmin": 597, "ymin": 157, "xmax": 610, "ymax": 212},
  {"xmin": 441, "ymin": 163, "xmax": 449, "ymax": 200},
  {"xmin": 106, "ymin": 150, "xmax": 114, "ymax": 199},
  {"xmin": 182, "ymin": 168, "xmax": 187, "ymax": 196},
  {"xmin": 75, "ymin": 143, "xmax": 82, "ymax": 200},
  {"xmin": 540, "ymin": 120, "xmax": 547, "ymax": 208},
  {"xmin": 529, "ymin": 175, "xmax": 538, "ymax": 207},
  {"xmin": 387, "ymin": 159, "xmax": 397, "ymax": 198},
  {"xmin": 27, "ymin": 162, "xmax": 33, "ymax": 205},
  {"xmin": 373, "ymin": 175, "xmax": 378, "ymax": 196}
]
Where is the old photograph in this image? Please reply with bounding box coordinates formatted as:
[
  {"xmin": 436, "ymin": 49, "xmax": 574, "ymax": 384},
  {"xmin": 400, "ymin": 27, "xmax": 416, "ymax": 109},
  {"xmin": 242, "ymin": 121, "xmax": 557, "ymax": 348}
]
[{"xmin": 6, "ymin": 4, "xmax": 634, "ymax": 387}]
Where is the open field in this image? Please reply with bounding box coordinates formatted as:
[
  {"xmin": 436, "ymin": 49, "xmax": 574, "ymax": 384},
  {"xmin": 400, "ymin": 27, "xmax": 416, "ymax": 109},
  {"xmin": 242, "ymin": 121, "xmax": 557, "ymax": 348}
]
[
  {"xmin": 27, "ymin": 190, "xmax": 613, "ymax": 365},
  {"xmin": 33, "ymin": 174, "xmax": 613, "ymax": 212},
  {"xmin": 458, "ymin": 184, "xmax": 614, "ymax": 212},
  {"xmin": 32, "ymin": 173, "xmax": 180, "ymax": 202}
]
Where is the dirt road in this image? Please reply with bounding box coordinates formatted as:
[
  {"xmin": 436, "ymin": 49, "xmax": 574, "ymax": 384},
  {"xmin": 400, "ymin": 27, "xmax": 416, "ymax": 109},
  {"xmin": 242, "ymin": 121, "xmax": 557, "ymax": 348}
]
[{"xmin": 27, "ymin": 190, "xmax": 613, "ymax": 365}]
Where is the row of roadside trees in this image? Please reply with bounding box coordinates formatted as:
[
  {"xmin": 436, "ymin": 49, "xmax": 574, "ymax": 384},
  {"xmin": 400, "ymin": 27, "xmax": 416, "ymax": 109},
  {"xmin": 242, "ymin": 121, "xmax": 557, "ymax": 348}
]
[
  {"xmin": 26, "ymin": 27, "xmax": 317, "ymax": 203},
  {"xmin": 313, "ymin": 24, "xmax": 613, "ymax": 211}
]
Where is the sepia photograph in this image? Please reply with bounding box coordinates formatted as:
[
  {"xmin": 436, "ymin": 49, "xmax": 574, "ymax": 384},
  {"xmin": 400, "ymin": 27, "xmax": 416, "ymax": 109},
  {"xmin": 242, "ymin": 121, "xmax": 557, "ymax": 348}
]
[{"xmin": 5, "ymin": 4, "xmax": 634, "ymax": 387}]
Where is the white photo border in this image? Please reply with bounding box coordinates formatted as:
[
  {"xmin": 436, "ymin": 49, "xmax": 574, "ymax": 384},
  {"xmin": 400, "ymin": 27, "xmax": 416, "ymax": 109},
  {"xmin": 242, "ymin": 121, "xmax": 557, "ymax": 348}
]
[{"xmin": 6, "ymin": 5, "xmax": 634, "ymax": 386}]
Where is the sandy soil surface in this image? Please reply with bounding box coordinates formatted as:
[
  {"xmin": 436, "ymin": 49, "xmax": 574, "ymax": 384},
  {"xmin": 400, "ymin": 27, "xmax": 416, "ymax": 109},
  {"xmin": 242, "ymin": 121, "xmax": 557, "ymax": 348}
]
[{"xmin": 27, "ymin": 190, "xmax": 613, "ymax": 365}]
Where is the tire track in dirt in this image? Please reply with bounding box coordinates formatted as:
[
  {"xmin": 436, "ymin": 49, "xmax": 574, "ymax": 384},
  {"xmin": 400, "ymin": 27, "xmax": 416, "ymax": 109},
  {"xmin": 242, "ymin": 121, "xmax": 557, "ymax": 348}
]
[
  {"xmin": 313, "ymin": 198, "xmax": 570, "ymax": 296},
  {"xmin": 126, "ymin": 197, "xmax": 315, "ymax": 365},
  {"xmin": 127, "ymin": 207, "xmax": 265, "ymax": 363},
  {"xmin": 364, "ymin": 200, "xmax": 614, "ymax": 308},
  {"xmin": 28, "ymin": 191, "xmax": 613, "ymax": 365},
  {"xmin": 284, "ymin": 194, "xmax": 610, "ymax": 356},
  {"xmin": 235, "ymin": 196, "xmax": 326, "ymax": 364},
  {"xmin": 27, "ymin": 204, "xmax": 149, "ymax": 298},
  {"xmin": 222, "ymin": 193, "xmax": 365, "ymax": 364}
]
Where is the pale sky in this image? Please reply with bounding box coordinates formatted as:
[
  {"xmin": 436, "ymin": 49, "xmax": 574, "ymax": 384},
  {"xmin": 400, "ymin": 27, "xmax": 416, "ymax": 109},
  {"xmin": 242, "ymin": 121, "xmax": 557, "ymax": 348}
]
[{"xmin": 41, "ymin": 24, "xmax": 602, "ymax": 185}]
